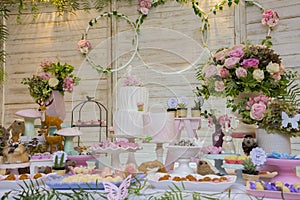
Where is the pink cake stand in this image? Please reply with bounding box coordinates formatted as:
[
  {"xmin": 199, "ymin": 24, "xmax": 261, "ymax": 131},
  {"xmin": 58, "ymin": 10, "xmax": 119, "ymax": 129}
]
[{"xmin": 264, "ymin": 158, "xmax": 300, "ymax": 184}]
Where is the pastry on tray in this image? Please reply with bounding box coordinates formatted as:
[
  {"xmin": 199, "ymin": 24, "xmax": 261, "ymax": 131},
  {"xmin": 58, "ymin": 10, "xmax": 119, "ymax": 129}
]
[{"xmin": 138, "ymin": 160, "xmax": 167, "ymax": 174}]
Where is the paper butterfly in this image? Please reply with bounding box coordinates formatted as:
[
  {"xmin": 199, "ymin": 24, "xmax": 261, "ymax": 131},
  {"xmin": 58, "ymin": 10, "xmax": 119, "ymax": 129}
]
[
  {"xmin": 103, "ymin": 174, "xmax": 132, "ymax": 200},
  {"xmin": 282, "ymin": 111, "xmax": 300, "ymax": 130}
]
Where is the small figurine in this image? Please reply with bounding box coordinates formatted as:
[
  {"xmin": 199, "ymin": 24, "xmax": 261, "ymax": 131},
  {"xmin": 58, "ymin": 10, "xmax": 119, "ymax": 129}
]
[
  {"xmin": 196, "ymin": 159, "xmax": 218, "ymax": 175},
  {"xmin": 242, "ymin": 134, "xmax": 257, "ymax": 156},
  {"xmin": 2, "ymin": 130, "xmax": 29, "ymax": 164}
]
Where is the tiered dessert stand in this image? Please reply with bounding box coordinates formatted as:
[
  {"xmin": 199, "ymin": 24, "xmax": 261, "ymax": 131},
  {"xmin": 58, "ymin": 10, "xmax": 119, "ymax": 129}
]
[{"xmin": 263, "ymin": 158, "xmax": 300, "ymax": 184}]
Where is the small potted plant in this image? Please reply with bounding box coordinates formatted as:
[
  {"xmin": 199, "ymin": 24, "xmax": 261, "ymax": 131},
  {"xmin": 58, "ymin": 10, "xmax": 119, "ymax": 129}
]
[
  {"xmin": 191, "ymin": 89, "xmax": 204, "ymax": 117},
  {"xmin": 242, "ymin": 147, "xmax": 266, "ymax": 185},
  {"xmin": 176, "ymin": 96, "xmax": 188, "ymax": 118},
  {"xmin": 52, "ymin": 151, "xmax": 68, "ymax": 176}
]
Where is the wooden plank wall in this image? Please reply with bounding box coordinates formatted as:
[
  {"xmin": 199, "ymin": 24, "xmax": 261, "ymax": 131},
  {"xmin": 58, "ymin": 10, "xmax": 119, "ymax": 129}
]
[{"xmin": 1, "ymin": 0, "xmax": 300, "ymax": 153}]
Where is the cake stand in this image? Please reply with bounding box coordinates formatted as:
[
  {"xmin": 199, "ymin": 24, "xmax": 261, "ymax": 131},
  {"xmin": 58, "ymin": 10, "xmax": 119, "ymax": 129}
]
[
  {"xmin": 263, "ymin": 158, "xmax": 300, "ymax": 184},
  {"xmin": 203, "ymin": 154, "xmax": 236, "ymax": 175},
  {"xmin": 222, "ymin": 163, "xmax": 244, "ymax": 184},
  {"xmin": 167, "ymin": 145, "xmax": 201, "ymax": 176}
]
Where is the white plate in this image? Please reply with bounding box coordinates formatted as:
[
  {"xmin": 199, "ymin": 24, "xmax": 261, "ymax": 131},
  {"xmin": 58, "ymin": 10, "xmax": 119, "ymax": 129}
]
[
  {"xmin": 147, "ymin": 172, "xmax": 236, "ymax": 192},
  {"xmin": 0, "ymin": 173, "xmax": 47, "ymax": 189}
]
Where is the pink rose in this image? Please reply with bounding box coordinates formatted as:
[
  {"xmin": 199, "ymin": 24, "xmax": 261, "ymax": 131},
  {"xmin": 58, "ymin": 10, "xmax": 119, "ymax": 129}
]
[
  {"xmin": 77, "ymin": 39, "xmax": 92, "ymax": 54},
  {"xmin": 273, "ymin": 73, "xmax": 281, "ymax": 80},
  {"xmin": 224, "ymin": 57, "xmax": 240, "ymax": 69},
  {"xmin": 228, "ymin": 48, "xmax": 244, "ymax": 58},
  {"xmin": 262, "ymin": 9, "xmax": 279, "ymax": 27},
  {"xmin": 219, "ymin": 68, "xmax": 229, "ymax": 78},
  {"xmin": 139, "ymin": 0, "xmax": 151, "ymax": 14},
  {"xmin": 214, "ymin": 49, "xmax": 228, "ymax": 61},
  {"xmin": 241, "ymin": 58, "xmax": 259, "ymax": 68},
  {"xmin": 235, "ymin": 67, "xmax": 247, "ymax": 78},
  {"xmin": 214, "ymin": 81, "xmax": 225, "ymax": 92},
  {"xmin": 139, "ymin": 7, "xmax": 149, "ymax": 15},
  {"xmin": 250, "ymin": 103, "xmax": 267, "ymax": 121}
]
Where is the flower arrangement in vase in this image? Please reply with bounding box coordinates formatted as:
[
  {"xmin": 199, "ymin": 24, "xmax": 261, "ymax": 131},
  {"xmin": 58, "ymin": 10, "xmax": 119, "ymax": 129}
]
[
  {"xmin": 21, "ymin": 60, "xmax": 80, "ymax": 101},
  {"xmin": 201, "ymin": 110, "xmax": 232, "ymax": 148},
  {"xmin": 196, "ymin": 9, "xmax": 300, "ymax": 140}
]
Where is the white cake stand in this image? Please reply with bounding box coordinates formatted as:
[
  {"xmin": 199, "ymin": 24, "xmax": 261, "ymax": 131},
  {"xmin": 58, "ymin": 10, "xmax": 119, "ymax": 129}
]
[
  {"xmin": 167, "ymin": 145, "xmax": 201, "ymax": 176},
  {"xmin": 89, "ymin": 146, "xmax": 142, "ymax": 169}
]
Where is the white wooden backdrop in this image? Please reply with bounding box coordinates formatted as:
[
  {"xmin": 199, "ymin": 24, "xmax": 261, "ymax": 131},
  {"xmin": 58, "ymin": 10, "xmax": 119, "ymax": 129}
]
[{"xmin": 1, "ymin": 0, "xmax": 300, "ymax": 157}]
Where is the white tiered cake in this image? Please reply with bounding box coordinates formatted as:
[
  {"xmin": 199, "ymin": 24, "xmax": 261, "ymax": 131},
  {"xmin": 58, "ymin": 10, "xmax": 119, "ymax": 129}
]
[{"xmin": 114, "ymin": 85, "xmax": 149, "ymax": 137}]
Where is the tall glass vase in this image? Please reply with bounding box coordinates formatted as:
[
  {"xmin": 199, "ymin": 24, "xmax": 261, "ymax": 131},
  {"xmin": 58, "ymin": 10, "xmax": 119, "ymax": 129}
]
[{"xmin": 221, "ymin": 124, "xmax": 236, "ymax": 154}]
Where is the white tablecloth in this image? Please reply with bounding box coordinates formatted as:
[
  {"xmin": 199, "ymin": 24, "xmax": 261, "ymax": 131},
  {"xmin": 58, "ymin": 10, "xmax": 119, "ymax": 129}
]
[{"xmin": 0, "ymin": 183, "xmax": 280, "ymax": 200}]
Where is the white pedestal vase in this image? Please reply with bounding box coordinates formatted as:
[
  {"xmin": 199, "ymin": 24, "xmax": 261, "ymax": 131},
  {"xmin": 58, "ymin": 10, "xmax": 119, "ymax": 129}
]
[{"xmin": 255, "ymin": 128, "xmax": 291, "ymax": 154}]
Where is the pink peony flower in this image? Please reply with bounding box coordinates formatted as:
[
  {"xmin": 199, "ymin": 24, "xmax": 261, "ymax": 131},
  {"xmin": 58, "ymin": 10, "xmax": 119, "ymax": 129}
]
[
  {"xmin": 224, "ymin": 57, "xmax": 240, "ymax": 69},
  {"xmin": 262, "ymin": 9, "xmax": 279, "ymax": 27},
  {"xmin": 219, "ymin": 68, "xmax": 230, "ymax": 78},
  {"xmin": 250, "ymin": 103, "xmax": 267, "ymax": 121},
  {"xmin": 214, "ymin": 49, "xmax": 228, "ymax": 61},
  {"xmin": 231, "ymin": 44, "xmax": 245, "ymax": 51},
  {"xmin": 228, "ymin": 48, "xmax": 244, "ymax": 58},
  {"xmin": 235, "ymin": 67, "xmax": 247, "ymax": 78},
  {"xmin": 273, "ymin": 73, "xmax": 281, "ymax": 80},
  {"xmin": 241, "ymin": 58, "xmax": 259, "ymax": 68},
  {"xmin": 62, "ymin": 76, "xmax": 74, "ymax": 92}
]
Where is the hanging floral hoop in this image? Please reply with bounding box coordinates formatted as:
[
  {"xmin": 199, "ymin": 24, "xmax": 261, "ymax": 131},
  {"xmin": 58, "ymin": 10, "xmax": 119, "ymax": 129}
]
[
  {"xmin": 81, "ymin": 11, "xmax": 139, "ymax": 73},
  {"xmin": 78, "ymin": 0, "xmax": 276, "ymax": 74}
]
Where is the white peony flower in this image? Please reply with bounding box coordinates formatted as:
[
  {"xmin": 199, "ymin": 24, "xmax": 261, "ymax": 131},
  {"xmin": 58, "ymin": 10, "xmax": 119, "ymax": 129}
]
[
  {"xmin": 253, "ymin": 69, "xmax": 264, "ymax": 82},
  {"xmin": 49, "ymin": 77, "xmax": 59, "ymax": 87},
  {"xmin": 266, "ymin": 62, "xmax": 280, "ymax": 74}
]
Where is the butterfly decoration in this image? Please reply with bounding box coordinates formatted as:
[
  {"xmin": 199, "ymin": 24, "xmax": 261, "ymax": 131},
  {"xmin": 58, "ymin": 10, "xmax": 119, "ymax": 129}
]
[
  {"xmin": 103, "ymin": 174, "xmax": 132, "ymax": 200},
  {"xmin": 281, "ymin": 111, "xmax": 300, "ymax": 130}
]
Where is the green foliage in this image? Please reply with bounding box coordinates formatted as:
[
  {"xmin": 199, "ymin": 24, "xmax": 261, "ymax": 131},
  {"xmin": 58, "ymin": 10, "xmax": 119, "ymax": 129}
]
[
  {"xmin": 21, "ymin": 75, "xmax": 52, "ymax": 100},
  {"xmin": 242, "ymin": 157, "xmax": 258, "ymax": 175}
]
